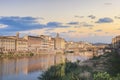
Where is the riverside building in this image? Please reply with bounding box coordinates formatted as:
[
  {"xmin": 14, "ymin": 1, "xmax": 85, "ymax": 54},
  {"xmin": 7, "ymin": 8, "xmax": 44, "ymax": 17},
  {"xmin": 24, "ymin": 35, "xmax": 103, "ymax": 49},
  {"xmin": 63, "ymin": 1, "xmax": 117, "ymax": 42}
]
[
  {"xmin": 0, "ymin": 37, "xmax": 16, "ymax": 53},
  {"xmin": 112, "ymin": 35, "xmax": 120, "ymax": 49},
  {"xmin": 54, "ymin": 33, "xmax": 66, "ymax": 50},
  {"xmin": 23, "ymin": 35, "xmax": 55, "ymax": 53},
  {"xmin": 0, "ymin": 32, "xmax": 100, "ymax": 57},
  {"xmin": 0, "ymin": 32, "xmax": 28, "ymax": 53}
]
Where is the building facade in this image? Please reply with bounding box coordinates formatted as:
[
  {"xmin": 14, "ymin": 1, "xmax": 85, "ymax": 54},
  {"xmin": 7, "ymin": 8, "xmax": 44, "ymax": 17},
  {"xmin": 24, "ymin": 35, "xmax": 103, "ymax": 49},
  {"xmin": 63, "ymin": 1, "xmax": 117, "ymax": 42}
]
[
  {"xmin": 39, "ymin": 35, "xmax": 55, "ymax": 52},
  {"xmin": 23, "ymin": 36, "xmax": 42, "ymax": 53},
  {"xmin": 16, "ymin": 39, "xmax": 28, "ymax": 52},
  {"xmin": 23, "ymin": 35, "xmax": 55, "ymax": 53},
  {"xmin": 0, "ymin": 37, "xmax": 16, "ymax": 53},
  {"xmin": 0, "ymin": 32, "xmax": 105, "ymax": 57},
  {"xmin": 112, "ymin": 35, "xmax": 120, "ymax": 49},
  {"xmin": 54, "ymin": 33, "xmax": 66, "ymax": 50}
]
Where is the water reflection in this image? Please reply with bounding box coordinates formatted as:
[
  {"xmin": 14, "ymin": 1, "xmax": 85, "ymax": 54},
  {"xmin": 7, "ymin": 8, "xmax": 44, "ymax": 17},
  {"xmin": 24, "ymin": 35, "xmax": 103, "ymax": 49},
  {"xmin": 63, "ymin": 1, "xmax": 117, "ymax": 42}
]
[{"xmin": 0, "ymin": 54, "xmax": 88, "ymax": 80}]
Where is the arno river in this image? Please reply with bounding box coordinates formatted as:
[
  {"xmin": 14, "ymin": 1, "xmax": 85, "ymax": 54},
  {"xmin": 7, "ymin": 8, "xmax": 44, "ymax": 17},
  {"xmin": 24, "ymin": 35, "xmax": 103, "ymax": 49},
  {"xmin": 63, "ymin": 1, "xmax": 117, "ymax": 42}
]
[{"xmin": 0, "ymin": 54, "xmax": 89, "ymax": 80}]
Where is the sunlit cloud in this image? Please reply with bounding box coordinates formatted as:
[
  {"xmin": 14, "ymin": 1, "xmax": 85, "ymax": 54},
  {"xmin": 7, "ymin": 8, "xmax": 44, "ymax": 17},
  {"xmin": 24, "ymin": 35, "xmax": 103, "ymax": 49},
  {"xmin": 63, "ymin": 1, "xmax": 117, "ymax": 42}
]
[
  {"xmin": 74, "ymin": 15, "xmax": 84, "ymax": 18},
  {"xmin": 68, "ymin": 30, "xmax": 76, "ymax": 33},
  {"xmin": 117, "ymin": 28, "xmax": 120, "ymax": 30},
  {"xmin": 105, "ymin": 32, "xmax": 109, "ymax": 34},
  {"xmin": 104, "ymin": 3, "xmax": 112, "ymax": 5},
  {"xmin": 80, "ymin": 22, "xmax": 94, "ymax": 27},
  {"xmin": 95, "ymin": 29, "xmax": 103, "ymax": 32},
  {"xmin": 45, "ymin": 28, "xmax": 55, "ymax": 31},
  {"xmin": 115, "ymin": 16, "xmax": 120, "ymax": 19},
  {"xmin": 89, "ymin": 27, "xmax": 93, "ymax": 29},
  {"xmin": 80, "ymin": 36, "xmax": 113, "ymax": 43}
]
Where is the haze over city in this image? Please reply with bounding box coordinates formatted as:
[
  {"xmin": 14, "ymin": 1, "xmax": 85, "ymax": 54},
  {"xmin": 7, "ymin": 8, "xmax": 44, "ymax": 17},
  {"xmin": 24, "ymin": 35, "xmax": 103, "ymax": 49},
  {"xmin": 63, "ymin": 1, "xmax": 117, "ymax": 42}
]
[{"xmin": 0, "ymin": 0, "xmax": 120, "ymax": 43}]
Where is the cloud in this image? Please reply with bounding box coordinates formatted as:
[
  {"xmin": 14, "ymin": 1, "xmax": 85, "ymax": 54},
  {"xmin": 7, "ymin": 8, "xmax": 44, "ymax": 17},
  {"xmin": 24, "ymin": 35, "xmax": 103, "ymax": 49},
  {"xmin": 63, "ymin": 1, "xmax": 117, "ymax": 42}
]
[
  {"xmin": 88, "ymin": 15, "xmax": 96, "ymax": 19},
  {"xmin": 79, "ymin": 31, "xmax": 84, "ymax": 33},
  {"xmin": 95, "ymin": 17, "xmax": 113, "ymax": 23},
  {"xmin": 44, "ymin": 28, "xmax": 55, "ymax": 35},
  {"xmin": 89, "ymin": 27, "xmax": 93, "ymax": 29},
  {"xmin": 115, "ymin": 16, "xmax": 120, "ymax": 19},
  {"xmin": 44, "ymin": 31, "xmax": 55, "ymax": 35},
  {"xmin": 81, "ymin": 22, "xmax": 94, "ymax": 27},
  {"xmin": 46, "ymin": 22, "xmax": 69, "ymax": 28},
  {"xmin": 105, "ymin": 32, "xmax": 109, "ymax": 34},
  {"xmin": 82, "ymin": 23, "xmax": 94, "ymax": 27},
  {"xmin": 95, "ymin": 29, "xmax": 102, "ymax": 32},
  {"xmin": 37, "ymin": 17, "xmax": 44, "ymax": 20},
  {"xmin": 61, "ymin": 32, "xmax": 67, "ymax": 34},
  {"xmin": 45, "ymin": 28, "xmax": 55, "ymax": 31},
  {"xmin": 0, "ymin": 16, "xmax": 70, "ymax": 35},
  {"xmin": 117, "ymin": 28, "xmax": 120, "ymax": 30},
  {"xmin": 68, "ymin": 30, "xmax": 76, "ymax": 33},
  {"xmin": 74, "ymin": 22, "xmax": 94, "ymax": 28},
  {"xmin": 0, "ymin": 24, "xmax": 8, "ymax": 28},
  {"xmin": 80, "ymin": 36, "xmax": 112, "ymax": 43},
  {"xmin": 0, "ymin": 16, "xmax": 44, "ymax": 33},
  {"xmin": 74, "ymin": 26, "xmax": 80, "ymax": 28},
  {"xmin": 104, "ymin": 3, "xmax": 112, "ymax": 5},
  {"xmin": 46, "ymin": 22, "xmax": 62, "ymax": 27},
  {"xmin": 67, "ymin": 21, "xmax": 79, "ymax": 25},
  {"xmin": 74, "ymin": 15, "xmax": 84, "ymax": 18}
]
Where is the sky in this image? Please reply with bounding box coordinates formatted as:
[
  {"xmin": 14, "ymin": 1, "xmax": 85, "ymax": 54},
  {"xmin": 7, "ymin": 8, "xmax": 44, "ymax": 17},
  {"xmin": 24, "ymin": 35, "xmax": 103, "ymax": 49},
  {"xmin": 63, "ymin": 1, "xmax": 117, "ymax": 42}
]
[{"xmin": 0, "ymin": 0, "xmax": 120, "ymax": 43}]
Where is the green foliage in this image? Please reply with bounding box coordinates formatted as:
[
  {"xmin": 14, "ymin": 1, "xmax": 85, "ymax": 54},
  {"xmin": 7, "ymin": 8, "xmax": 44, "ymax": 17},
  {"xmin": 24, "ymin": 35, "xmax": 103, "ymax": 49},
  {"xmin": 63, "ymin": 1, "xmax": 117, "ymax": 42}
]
[
  {"xmin": 94, "ymin": 72, "xmax": 112, "ymax": 80},
  {"xmin": 65, "ymin": 51, "xmax": 74, "ymax": 54},
  {"xmin": 38, "ymin": 64, "xmax": 65, "ymax": 80},
  {"xmin": 91, "ymin": 55, "xmax": 101, "ymax": 60},
  {"xmin": 38, "ymin": 62, "xmax": 93, "ymax": 80},
  {"xmin": 29, "ymin": 52, "xmax": 34, "ymax": 56},
  {"xmin": 94, "ymin": 72, "xmax": 120, "ymax": 80},
  {"xmin": 0, "ymin": 52, "xmax": 36, "ymax": 59},
  {"xmin": 39, "ymin": 51, "xmax": 120, "ymax": 80},
  {"xmin": 113, "ymin": 74, "xmax": 120, "ymax": 80},
  {"xmin": 107, "ymin": 52, "xmax": 120, "ymax": 75}
]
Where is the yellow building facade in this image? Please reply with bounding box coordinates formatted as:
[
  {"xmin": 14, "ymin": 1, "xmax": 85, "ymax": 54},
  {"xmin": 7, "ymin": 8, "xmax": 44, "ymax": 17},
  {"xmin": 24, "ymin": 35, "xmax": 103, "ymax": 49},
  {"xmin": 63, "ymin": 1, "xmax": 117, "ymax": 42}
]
[
  {"xmin": 54, "ymin": 33, "xmax": 66, "ymax": 50},
  {"xmin": 16, "ymin": 39, "xmax": 28, "ymax": 52},
  {"xmin": 112, "ymin": 35, "xmax": 120, "ymax": 49},
  {"xmin": 0, "ymin": 37, "xmax": 16, "ymax": 53}
]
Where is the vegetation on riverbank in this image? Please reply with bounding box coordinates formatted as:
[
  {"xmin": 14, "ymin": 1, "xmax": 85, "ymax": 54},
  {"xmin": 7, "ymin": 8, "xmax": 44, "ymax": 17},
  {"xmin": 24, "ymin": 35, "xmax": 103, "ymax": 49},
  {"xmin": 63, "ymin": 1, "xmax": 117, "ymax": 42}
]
[
  {"xmin": 39, "ymin": 51, "xmax": 120, "ymax": 80},
  {"xmin": 39, "ymin": 61, "xmax": 93, "ymax": 80},
  {"xmin": 0, "ymin": 52, "xmax": 34, "ymax": 59},
  {"xmin": 94, "ymin": 72, "xmax": 120, "ymax": 80}
]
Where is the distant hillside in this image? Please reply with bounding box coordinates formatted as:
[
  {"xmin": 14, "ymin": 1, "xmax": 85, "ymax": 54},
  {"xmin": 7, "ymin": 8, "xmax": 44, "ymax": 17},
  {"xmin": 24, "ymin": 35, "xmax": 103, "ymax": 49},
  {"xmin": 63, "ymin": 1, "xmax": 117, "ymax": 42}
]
[{"xmin": 93, "ymin": 43, "xmax": 109, "ymax": 46}]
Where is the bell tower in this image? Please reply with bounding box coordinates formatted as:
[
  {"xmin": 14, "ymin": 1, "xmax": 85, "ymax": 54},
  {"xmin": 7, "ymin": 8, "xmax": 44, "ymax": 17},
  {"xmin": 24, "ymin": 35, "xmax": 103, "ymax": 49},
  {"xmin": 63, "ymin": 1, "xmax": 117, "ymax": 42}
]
[
  {"xmin": 56, "ymin": 33, "xmax": 59, "ymax": 38},
  {"xmin": 16, "ymin": 32, "xmax": 19, "ymax": 39}
]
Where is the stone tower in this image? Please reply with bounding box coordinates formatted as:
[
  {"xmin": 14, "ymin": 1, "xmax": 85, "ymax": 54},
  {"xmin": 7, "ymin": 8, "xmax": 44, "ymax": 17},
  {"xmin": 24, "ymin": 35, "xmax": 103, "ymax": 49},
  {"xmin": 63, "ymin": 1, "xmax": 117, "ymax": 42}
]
[
  {"xmin": 56, "ymin": 33, "xmax": 59, "ymax": 38},
  {"xmin": 16, "ymin": 32, "xmax": 19, "ymax": 39}
]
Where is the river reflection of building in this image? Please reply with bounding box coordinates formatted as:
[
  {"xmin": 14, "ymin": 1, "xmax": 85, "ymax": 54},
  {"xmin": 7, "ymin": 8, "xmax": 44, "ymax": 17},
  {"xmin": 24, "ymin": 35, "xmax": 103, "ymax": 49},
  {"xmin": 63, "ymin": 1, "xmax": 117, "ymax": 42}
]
[
  {"xmin": 27, "ymin": 55, "xmax": 55, "ymax": 72},
  {"xmin": 0, "ymin": 58, "xmax": 28, "ymax": 80},
  {"xmin": 0, "ymin": 54, "xmax": 88, "ymax": 80},
  {"xmin": 0, "ymin": 54, "xmax": 64, "ymax": 79}
]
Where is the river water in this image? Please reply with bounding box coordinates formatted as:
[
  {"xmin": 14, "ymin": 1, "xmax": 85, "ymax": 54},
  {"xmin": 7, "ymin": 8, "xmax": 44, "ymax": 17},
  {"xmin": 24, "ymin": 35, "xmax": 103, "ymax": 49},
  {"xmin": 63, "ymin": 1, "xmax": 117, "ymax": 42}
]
[{"xmin": 0, "ymin": 54, "xmax": 89, "ymax": 80}]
